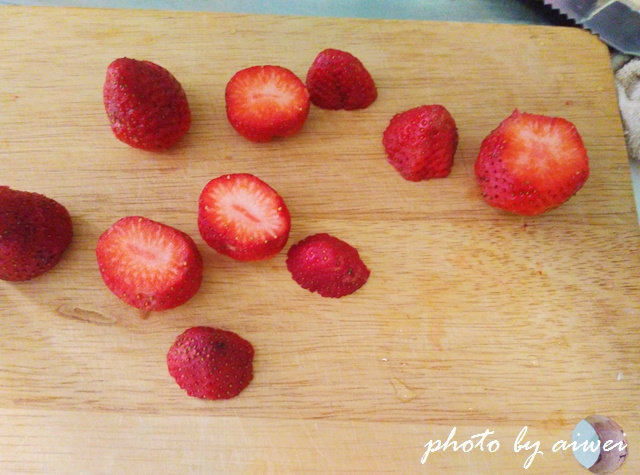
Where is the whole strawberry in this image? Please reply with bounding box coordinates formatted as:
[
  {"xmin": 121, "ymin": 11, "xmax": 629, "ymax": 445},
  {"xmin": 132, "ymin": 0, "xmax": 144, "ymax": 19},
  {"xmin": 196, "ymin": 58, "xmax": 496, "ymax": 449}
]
[
  {"xmin": 382, "ymin": 104, "xmax": 458, "ymax": 181},
  {"xmin": 286, "ymin": 233, "xmax": 370, "ymax": 298},
  {"xmin": 0, "ymin": 186, "xmax": 73, "ymax": 281},
  {"xmin": 225, "ymin": 65, "xmax": 310, "ymax": 142},
  {"xmin": 305, "ymin": 48, "xmax": 377, "ymax": 110},
  {"xmin": 103, "ymin": 57, "xmax": 191, "ymax": 151},
  {"xmin": 198, "ymin": 173, "xmax": 291, "ymax": 261},
  {"xmin": 475, "ymin": 110, "xmax": 589, "ymax": 215},
  {"xmin": 96, "ymin": 216, "xmax": 202, "ymax": 311},
  {"xmin": 167, "ymin": 326, "xmax": 254, "ymax": 400}
]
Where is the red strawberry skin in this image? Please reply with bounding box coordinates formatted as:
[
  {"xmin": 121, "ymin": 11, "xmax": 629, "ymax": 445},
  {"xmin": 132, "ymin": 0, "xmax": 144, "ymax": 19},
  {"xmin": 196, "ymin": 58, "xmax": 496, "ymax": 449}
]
[
  {"xmin": 198, "ymin": 173, "xmax": 291, "ymax": 261},
  {"xmin": 167, "ymin": 326, "xmax": 254, "ymax": 400},
  {"xmin": 305, "ymin": 48, "xmax": 377, "ymax": 110},
  {"xmin": 0, "ymin": 186, "xmax": 73, "ymax": 281},
  {"xmin": 382, "ymin": 105, "xmax": 458, "ymax": 181},
  {"xmin": 286, "ymin": 233, "xmax": 370, "ymax": 298},
  {"xmin": 475, "ymin": 110, "xmax": 589, "ymax": 216},
  {"xmin": 225, "ymin": 65, "xmax": 310, "ymax": 142},
  {"xmin": 103, "ymin": 57, "xmax": 191, "ymax": 151},
  {"xmin": 96, "ymin": 216, "xmax": 203, "ymax": 311}
]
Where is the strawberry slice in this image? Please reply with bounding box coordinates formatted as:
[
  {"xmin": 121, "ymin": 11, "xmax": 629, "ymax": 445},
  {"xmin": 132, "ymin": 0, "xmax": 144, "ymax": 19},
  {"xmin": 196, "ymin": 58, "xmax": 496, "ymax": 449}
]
[
  {"xmin": 475, "ymin": 110, "xmax": 589, "ymax": 216},
  {"xmin": 167, "ymin": 326, "xmax": 254, "ymax": 400},
  {"xmin": 225, "ymin": 65, "xmax": 310, "ymax": 142},
  {"xmin": 198, "ymin": 173, "xmax": 291, "ymax": 261},
  {"xmin": 96, "ymin": 216, "xmax": 203, "ymax": 312},
  {"xmin": 286, "ymin": 233, "xmax": 370, "ymax": 298}
]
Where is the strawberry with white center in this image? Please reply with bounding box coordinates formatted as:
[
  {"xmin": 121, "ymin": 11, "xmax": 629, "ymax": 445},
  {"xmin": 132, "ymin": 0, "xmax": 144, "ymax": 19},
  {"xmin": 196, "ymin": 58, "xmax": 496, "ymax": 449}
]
[
  {"xmin": 198, "ymin": 173, "xmax": 291, "ymax": 261},
  {"xmin": 475, "ymin": 110, "xmax": 589, "ymax": 215},
  {"xmin": 225, "ymin": 65, "xmax": 310, "ymax": 142},
  {"xmin": 96, "ymin": 216, "xmax": 203, "ymax": 311}
]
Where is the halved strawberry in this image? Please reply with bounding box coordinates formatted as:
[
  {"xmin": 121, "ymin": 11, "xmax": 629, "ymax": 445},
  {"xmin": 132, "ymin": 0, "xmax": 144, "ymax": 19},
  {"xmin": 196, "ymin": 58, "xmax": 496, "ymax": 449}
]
[
  {"xmin": 167, "ymin": 326, "xmax": 254, "ymax": 400},
  {"xmin": 198, "ymin": 173, "xmax": 291, "ymax": 261},
  {"xmin": 306, "ymin": 48, "xmax": 377, "ymax": 110},
  {"xmin": 225, "ymin": 65, "xmax": 310, "ymax": 142},
  {"xmin": 286, "ymin": 233, "xmax": 370, "ymax": 298},
  {"xmin": 96, "ymin": 216, "xmax": 203, "ymax": 311},
  {"xmin": 475, "ymin": 110, "xmax": 589, "ymax": 216}
]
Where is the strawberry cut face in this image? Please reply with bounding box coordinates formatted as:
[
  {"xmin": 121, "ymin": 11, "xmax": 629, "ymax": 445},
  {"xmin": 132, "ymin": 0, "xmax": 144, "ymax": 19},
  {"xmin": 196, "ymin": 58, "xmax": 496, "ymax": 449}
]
[
  {"xmin": 499, "ymin": 114, "xmax": 588, "ymax": 191},
  {"xmin": 475, "ymin": 110, "xmax": 589, "ymax": 216},
  {"xmin": 96, "ymin": 216, "xmax": 203, "ymax": 311},
  {"xmin": 198, "ymin": 173, "xmax": 291, "ymax": 261},
  {"xmin": 225, "ymin": 65, "xmax": 310, "ymax": 142}
]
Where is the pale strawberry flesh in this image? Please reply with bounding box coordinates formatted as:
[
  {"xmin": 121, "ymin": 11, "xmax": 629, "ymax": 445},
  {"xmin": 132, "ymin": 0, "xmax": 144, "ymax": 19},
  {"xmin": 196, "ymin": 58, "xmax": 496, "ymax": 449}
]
[
  {"xmin": 96, "ymin": 216, "xmax": 203, "ymax": 311},
  {"xmin": 198, "ymin": 173, "xmax": 291, "ymax": 261},
  {"xmin": 475, "ymin": 110, "xmax": 589, "ymax": 216},
  {"xmin": 225, "ymin": 65, "xmax": 310, "ymax": 142}
]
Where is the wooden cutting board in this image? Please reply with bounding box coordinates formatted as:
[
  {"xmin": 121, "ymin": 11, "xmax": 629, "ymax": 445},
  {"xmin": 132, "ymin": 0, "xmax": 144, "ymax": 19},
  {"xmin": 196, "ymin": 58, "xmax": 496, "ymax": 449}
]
[{"xmin": 1, "ymin": 6, "xmax": 638, "ymax": 473}]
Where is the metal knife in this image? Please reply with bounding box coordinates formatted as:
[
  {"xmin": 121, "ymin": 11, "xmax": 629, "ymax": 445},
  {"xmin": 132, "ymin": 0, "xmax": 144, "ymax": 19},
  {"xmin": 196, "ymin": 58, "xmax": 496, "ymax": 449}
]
[{"xmin": 543, "ymin": 0, "xmax": 640, "ymax": 55}]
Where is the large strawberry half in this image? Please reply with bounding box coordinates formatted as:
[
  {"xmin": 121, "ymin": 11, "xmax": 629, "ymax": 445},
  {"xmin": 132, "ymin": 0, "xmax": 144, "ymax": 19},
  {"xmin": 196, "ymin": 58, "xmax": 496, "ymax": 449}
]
[
  {"xmin": 305, "ymin": 48, "xmax": 377, "ymax": 110},
  {"xmin": 225, "ymin": 65, "xmax": 310, "ymax": 142},
  {"xmin": 475, "ymin": 110, "xmax": 589, "ymax": 216},
  {"xmin": 96, "ymin": 216, "xmax": 203, "ymax": 311},
  {"xmin": 167, "ymin": 326, "xmax": 254, "ymax": 400},
  {"xmin": 198, "ymin": 173, "xmax": 291, "ymax": 261},
  {"xmin": 103, "ymin": 57, "xmax": 191, "ymax": 151},
  {"xmin": 0, "ymin": 186, "xmax": 73, "ymax": 281}
]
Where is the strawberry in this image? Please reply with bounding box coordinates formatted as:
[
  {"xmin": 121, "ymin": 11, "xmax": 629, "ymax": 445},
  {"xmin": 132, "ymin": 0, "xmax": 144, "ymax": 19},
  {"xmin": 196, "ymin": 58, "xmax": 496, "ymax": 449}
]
[
  {"xmin": 103, "ymin": 57, "xmax": 191, "ymax": 151},
  {"xmin": 225, "ymin": 65, "xmax": 310, "ymax": 142},
  {"xmin": 382, "ymin": 104, "xmax": 458, "ymax": 181},
  {"xmin": 167, "ymin": 326, "xmax": 254, "ymax": 400},
  {"xmin": 0, "ymin": 186, "xmax": 73, "ymax": 281},
  {"xmin": 475, "ymin": 110, "xmax": 590, "ymax": 216},
  {"xmin": 305, "ymin": 48, "xmax": 377, "ymax": 110},
  {"xmin": 286, "ymin": 233, "xmax": 370, "ymax": 298},
  {"xmin": 198, "ymin": 173, "xmax": 291, "ymax": 261},
  {"xmin": 96, "ymin": 216, "xmax": 203, "ymax": 311}
]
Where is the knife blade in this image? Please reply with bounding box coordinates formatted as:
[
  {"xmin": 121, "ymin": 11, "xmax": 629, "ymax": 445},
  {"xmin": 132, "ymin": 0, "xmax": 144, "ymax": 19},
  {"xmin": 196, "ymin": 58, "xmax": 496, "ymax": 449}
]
[{"xmin": 543, "ymin": 0, "xmax": 640, "ymax": 55}]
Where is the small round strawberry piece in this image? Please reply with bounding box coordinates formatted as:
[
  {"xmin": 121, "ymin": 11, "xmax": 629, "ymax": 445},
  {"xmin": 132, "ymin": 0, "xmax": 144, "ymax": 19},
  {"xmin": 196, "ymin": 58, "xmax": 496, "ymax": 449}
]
[
  {"xmin": 96, "ymin": 216, "xmax": 203, "ymax": 311},
  {"xmin": 103, "ymin": 57, "xmax": 191, "ymax": 151},
  {"xmin": 306, "ymin": 48, "xmax": 377, "ymax": 110},
  {"xmin": 286, "ymin": 233, "xmax": 370, "ymax": 298},
  {"xmin": 198, "ymin": 173, "xmax": 291, "ymax": 261},
  {"xmin": 167, "ymin": 326, "xmax": 254, "ymax": 400},
  {"xmin": 0, "ymin": 186, "xmax": 73, "ymax": 281},
  {"xmin": 225, "ymin": 65, "xmax": 310, "ymax": 142},
  {"xmin": 382, "ymin": 104, "xmax": 458, "ymax": 181},
  {"xmin": 475, "ymin": 110, "xmax": 589, "ymax": 216}
]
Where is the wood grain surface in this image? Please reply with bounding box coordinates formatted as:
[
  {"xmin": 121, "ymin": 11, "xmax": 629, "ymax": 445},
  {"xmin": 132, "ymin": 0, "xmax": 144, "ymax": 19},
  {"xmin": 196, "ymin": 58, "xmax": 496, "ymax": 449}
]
[{"xmin": 1, "ymin": 6, "xmax": 638, "ymax": 474}]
